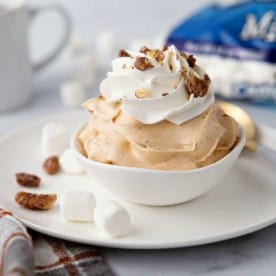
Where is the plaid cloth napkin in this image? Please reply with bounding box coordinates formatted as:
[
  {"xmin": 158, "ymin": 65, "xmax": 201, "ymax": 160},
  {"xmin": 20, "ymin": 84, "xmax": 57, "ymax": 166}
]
[{"xmin": 0, "ymin": 208, "xmax": 113, "ymax": 276}]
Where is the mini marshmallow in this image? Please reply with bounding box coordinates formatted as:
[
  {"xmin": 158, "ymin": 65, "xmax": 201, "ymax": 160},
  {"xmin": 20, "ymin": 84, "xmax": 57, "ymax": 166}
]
[
  {"xmin": 61, "ymin": 190, "xmax": 95, "ymax": 222},
  {"xmin": 75, "ymin": 54, "xmax": 98, "ymax": 88},
  {"xmin": 96, "ymin": 31, "xmax": 120, "ymax": 68},
  {"xmin": 93, "ymin": 200, "xmax": 131, "ymax": 238},
  {"xmin": 68, "ymin": 32, "xmax": 88, "ymax": 57},
  {"xmin": 42, "ymin": 122, "xmax": 68, "ymax": 158},
  {"xmin": 60, "ymin": 148, "xmax": 84, "ymax": 174},
  {"xmin": 59, "ymin": 81, "xmax": 86, "ymax": 108}
]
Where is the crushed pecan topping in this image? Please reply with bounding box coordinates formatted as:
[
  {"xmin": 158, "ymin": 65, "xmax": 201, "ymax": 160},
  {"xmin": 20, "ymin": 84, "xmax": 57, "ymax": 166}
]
[
  {"xmin": 15, "ymin": 192, "xmax": 57, "ymax": 210},
  {"xmin": 180, "ymin": 51, "xmax": 187, "ymax": 58},
  {"xmin": 151, "ymin": 50, "xmax": 165, "ymax": 63},
  {"xmin": 181, "ymin": 66, "xmax": 188, "ymax": 78},
  {"xmin": 43, "ymin": 156, "xmax": 60, "ymax": 175},
  {"xmin": 135, "ymin": 88, "xmax": 149, "ymax": 98},
  {"xmin": 139, "ymin": 46, "xmax": 150, "ymax": 54},
  {"xmin": 15, "ymin": 173, "xmax": 40, "ymax": 187},
  {"xmin": 162, "ymin": 45, "xmax": 168, "ymax": 51},
  {"xmin": 180, "ymin": 52, "xmax": 196, "ymax": 67},
  {"xmin": 118, "ymin": 49, "xmax": 130, "ymax": 57},
  {"xmin": 185, "ymin": 74, "xmax": 210, "ymax": 97},
  {"xmin": 162, "ymin": 93, "xmax": 169, "ymax": 96},
  {"xmin": 134, "ymin": 57, "xmax": 153, "ymax": 71},
  {"xmin": 186, "ymin": 55, "xmax": 196, "ymax": 67}
]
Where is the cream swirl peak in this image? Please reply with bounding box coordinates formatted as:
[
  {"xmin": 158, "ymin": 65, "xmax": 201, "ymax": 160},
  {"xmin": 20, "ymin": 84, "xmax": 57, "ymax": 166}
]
[{"xmin": 100, "ymin": 45, "xmax": 214, "ymax": 125}]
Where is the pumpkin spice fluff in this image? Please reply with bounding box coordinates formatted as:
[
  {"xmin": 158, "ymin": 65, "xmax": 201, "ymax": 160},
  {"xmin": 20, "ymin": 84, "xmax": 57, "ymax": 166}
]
[{"xmin": 79, "ymin": 45, "xmax": 240, "ymax": 171}]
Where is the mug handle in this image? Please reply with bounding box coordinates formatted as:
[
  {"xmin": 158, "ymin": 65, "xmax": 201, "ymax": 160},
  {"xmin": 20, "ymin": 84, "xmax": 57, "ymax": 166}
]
[{"xmin": 29, "ymin": 5, "xmax": 72, "ymax": 73}]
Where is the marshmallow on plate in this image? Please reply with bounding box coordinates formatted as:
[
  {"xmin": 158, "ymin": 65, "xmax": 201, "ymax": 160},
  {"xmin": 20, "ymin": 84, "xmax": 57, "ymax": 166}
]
[
  {"xmin": 60, "ymin": 190, "xmax": 95, "ymax": 222},
  {"xmin": 60, "ymin": 148, "xmax": 84, "ymax": 174},
  {"xmin": 42, "ymin": 122, "xmax": 68, "ymax": 158},
  {"xmin": 59, "ymin": 81, "xmax": 86, "ymax": 108},
  {"xmin": 94, "ymin": 200, "xmax": 131, "ymax": 238}
]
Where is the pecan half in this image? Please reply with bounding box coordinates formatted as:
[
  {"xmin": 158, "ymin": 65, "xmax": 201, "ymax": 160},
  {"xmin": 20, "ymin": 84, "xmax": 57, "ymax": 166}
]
[
  {"xmin": 15, "ymin": 192, "xmax": 57, "ymax": 210},
  {"xmin": 15, "ymin": 173, "xmax": 40, "ymax": 187},
  {"xmin": 185, "ymin": 74, "xmax": 210, "ymax": 97},
  {"xmin": 43, "ymin": 156, "xmax": 60, "ymax": 175},
  {"xmin": 134, "ymin": 57, "xmax": 153, "ymax": 71}
]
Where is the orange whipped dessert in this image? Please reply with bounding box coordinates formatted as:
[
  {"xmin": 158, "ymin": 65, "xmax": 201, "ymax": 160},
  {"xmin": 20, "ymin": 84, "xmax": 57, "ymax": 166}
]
[{"xmin": 79, "ymin": 45, "xmax": 240, "ymax": 170}]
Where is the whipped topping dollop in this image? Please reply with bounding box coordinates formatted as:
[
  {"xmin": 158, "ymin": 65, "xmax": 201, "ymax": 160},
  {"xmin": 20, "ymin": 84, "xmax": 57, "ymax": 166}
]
[{"xmin": 100, "ymin": 45, "xmax": 214, "ymax": 125}]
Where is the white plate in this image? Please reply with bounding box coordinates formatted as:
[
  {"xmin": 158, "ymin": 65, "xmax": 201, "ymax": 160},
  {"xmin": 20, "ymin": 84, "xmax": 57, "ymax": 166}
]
[{"xmin": 1, "ymin": 111, "xmax": 276, "ymax": 249}]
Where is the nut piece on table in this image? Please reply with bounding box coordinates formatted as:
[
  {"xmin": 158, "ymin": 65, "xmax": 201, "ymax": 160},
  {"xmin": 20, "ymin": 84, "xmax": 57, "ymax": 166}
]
[
  {"xmin": 15, "ymin": 173, "xmax": 41, "ymax": 187},
  {"xmin": 15, "ymin": 192, "xmax": 57, "ymax": 210},
  {"xmin": 43, "ymin": 156, "xmax": 60, "ymax": 175}
]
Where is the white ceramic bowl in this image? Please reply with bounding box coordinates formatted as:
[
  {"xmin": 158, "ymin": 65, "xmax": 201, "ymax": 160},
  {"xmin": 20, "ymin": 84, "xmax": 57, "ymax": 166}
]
[{"xmin": 71, "ymin": 126, "xmax": 246, "ymax": 206}]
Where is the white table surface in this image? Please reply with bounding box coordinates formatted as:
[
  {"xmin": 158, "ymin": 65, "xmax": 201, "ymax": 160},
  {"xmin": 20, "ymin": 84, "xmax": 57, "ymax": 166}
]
[{"xmin": 1, "ymin": 0, "xmax": 276, "ymax": 275}]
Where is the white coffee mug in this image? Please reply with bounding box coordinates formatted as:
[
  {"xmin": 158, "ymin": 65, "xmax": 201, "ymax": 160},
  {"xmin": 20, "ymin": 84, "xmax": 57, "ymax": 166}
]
[{"xmin": 0, "ymin": 0, "xmax": 71, "ymax": 112}]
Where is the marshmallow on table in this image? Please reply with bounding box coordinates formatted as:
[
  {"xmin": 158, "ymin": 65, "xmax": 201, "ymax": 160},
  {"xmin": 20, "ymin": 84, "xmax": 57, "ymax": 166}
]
[
  {"xmin": 61, "ymin": 190, "xmax": 95, "ymax": 222},
  {"xmin": 94, "ymin": 200, "xmax": 131, "ymax": 238},
  {"xmin": 42, "ymin": 122, "xmax": 68, "ymax": 158},
  {"xmin": 60, "ymin": 148, "xmax": 84, "ymax": 174},
  {"xmin": 59, "ymin": 81, "xmax": 86, "ymax": 108}
]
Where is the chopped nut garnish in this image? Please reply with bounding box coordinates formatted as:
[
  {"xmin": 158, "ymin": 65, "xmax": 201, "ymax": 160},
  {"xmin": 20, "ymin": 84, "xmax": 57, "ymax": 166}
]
[
  {"xmin": 181, "ymin": 66, "xmax": 188, "ymax": 78},
  {"xmin": 43, "ymin": 156, "xmax": 59, "ymax": 175},
  {"xmin": 185, "ymin": 74, "xmax": 210, "ymax": 97},
  {"xmin": 134, "ymin": 57, "xmax": 153, "ymax": 71},
  {"xmin": 15, "ymin": 192, "xmax": 57, "ymax": 210},
  {"xmin": 15, "ymin": 173, "xmax": 40, "ymax": 187},
  {"xmin": 180, "ymin": 51, "xmax": 187, "ymax": 58},
  {"xmin": 139, "ymin": 46, "xmax": 150, "ymax": 54},
  {"xmin": 152, "ymin": 50, "xmax": 165, "ymax": 63},
  {"xmin": 162, "ymin": 93, "xmax": 169, "ymax": 96},
  {"xmin": 180, "ymin": 52, "xmax": 196, "ymax": 67},
  {"xmin": 135, "ymin": 88, "xmax": 149, "ymax": 98},
  {"xmin": 186, "ymin": 55, "xmax": 196, "ymax": 67},
  {"xmin": 118, "ymin": 49, "xmax": 130, "ymax": 57},
  {"xmin": 162, "ymin": 45, "xmax": 168, "ymax": 51}
]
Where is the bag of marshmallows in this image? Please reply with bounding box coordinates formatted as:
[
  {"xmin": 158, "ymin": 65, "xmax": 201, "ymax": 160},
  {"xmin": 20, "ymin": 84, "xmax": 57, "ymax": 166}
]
[{"xmin": 166, "ymin": 0, "xmax": 276, "ymax": 103}]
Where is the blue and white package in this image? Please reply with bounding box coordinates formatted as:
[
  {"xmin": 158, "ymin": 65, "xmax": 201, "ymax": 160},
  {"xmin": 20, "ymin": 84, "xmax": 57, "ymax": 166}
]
[{"xmin": 166, "ymin": 0, "xmax": 276, "ymax": 103}]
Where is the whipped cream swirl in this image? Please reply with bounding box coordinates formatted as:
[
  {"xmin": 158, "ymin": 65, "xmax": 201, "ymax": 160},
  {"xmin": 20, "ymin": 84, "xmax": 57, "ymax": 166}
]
[{"xmin": 100, "ymin": 45, "xmax": 214, "ymax": 125}]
